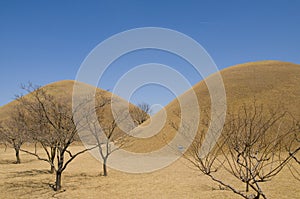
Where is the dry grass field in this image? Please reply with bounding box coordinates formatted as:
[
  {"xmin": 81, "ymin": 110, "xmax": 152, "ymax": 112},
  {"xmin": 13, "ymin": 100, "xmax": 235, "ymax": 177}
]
[
  {"xmin": 0, "ymin": 145, "xmax": 299, "ymax": 199},
  {"xmin": 0, "ymin": 61, "xmax": 300, "ymax": 198}
]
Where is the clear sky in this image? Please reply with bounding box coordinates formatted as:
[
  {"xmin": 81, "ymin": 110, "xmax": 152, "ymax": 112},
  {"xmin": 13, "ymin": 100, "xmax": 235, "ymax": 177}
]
[{"xmin": 1, "ymin": 0, "xmax": 300, "ymax": 109}]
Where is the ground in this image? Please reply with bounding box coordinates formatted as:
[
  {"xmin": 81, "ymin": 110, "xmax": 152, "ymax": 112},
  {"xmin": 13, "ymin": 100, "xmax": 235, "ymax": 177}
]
[{"xmin": 0, "ymin": 145, "xmax": 299, "ymax": 199}]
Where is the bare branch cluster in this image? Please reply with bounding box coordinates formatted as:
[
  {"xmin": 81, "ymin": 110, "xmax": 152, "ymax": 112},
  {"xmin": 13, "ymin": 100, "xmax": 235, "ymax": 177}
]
[
  {"xmin": 171, "ymin": 101, "xmax": 300, "ymax": 199},
  {"xmin": 131, "ymin": 102, "xmax": 151, "ymax": 125},
  {"xmin": 12, "ymin": 83, "xmax": 98, "ymax": 191},
  {"xmin": 0, "ymin": 83, "xmax": 141, "ymax": 190}
]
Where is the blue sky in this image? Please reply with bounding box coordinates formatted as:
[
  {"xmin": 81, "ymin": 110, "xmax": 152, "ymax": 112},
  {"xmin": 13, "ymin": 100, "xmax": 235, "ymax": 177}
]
[{"xmin": 1, "ymin": 0, "xmax": 300, "ymax": 108}]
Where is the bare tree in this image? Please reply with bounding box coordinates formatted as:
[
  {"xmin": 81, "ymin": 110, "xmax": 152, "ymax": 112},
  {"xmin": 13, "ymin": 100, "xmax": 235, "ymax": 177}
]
[
  {"xmin": 0, "ymin": 106, "xmax": 28, "ymax": 164},
  {"xmin": 131, "ymin": 102, "xmax": 151, "ymax": 125},
  {"xmin": 286, "ymin": 119, "xmax": 300, "ymax": 180},
  {"xmin": 82, "ymin": 95, "xmax": 134, "ymax": 176},
  {"xmin": 217, "ymin": 103, "xmax": 296, "ymax": 199},
  {"xmin": 17, "ymin": 83, "xmax": 97, "ymax": 191},
  {"xmin": 0, "ymin": 124, "xmax": 5, "ymax": 146},
  {"xmin": 172, "ymin": 102, "xmax": 298, "ymax": 199},
  {"xmin": 16, "ymin": 85, "xmax": 58, "ymax": 173}
]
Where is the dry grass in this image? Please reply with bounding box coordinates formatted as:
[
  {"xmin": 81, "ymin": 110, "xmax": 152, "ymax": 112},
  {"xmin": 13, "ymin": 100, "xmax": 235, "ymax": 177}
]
[
  {"xmin": 0, "ymin": 145, "xmax": 299, "ymax": 199},
  {"xmin": 125, "ymin": 61, "xmax": 300, "ymax": 152},
  {"xmin": 0, "ymin": 60, "xmax": 300, "ymax": 198},
  {"xmin": 1, "ymin": 61, "xmax": 299, "ymax": 152}
]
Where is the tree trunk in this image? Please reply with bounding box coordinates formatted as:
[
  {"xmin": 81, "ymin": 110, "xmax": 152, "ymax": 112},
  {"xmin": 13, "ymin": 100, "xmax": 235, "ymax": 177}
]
[
  {"xmin": 15, "ymin": 147, "xmax": 21, "ymax": 164},
  {"xmin": 246, "ymin": 181, "xmax": 249, "ymax": 192},
  {"xmin": 50, "ymin": 165, "xmax": 55, "ymax": 174},
  {"xmin": 254, "ymin": 193, "xmax": 260, "ymax": 199},
  {"xmin": 55, "ymin": 150, "xmax": 64, "ymax": 191},
  {"xmin": 55, "ymin": 171, "xmax": 62, "ymax": 191},
  {"xmin": 50, "ymin": 147, "xmax": 56, "ymax": 174},
  {"xmin": 103, "ymin": 158, "xmax": 107, "ymax": 176}
]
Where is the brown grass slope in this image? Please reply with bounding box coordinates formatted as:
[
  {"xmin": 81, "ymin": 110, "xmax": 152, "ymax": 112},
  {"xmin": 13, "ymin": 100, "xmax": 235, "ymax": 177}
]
[
  {"xmin": 1, "ymin": 61, "xmax": 299, "ymax": 152},
  {"xmin": 0, "ymin": 80, "xmax": 146, "ymax": 140},
  {"xmin": 0, "ymin": 80, "xmax": 93, "ymax": 120},
  {"xmin": 130, "ymin": 60, "xmax": 300, "ymax": 152},
  {"xmin": 0, "ymin": 80, "xmax": 98, "ymax": 120}
]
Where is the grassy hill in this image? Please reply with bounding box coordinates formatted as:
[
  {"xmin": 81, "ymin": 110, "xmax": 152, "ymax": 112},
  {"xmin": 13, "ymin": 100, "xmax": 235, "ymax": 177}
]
[
  {"xmin": 0, "ymin": 61, "xmax": 299, "ymax": 198},
  {"xmin": 129, "ymin": 60, "xmax": 300, "ymax": 152},
  {"xmin": 0, "ymin": 80, "xmax": 148, "ymax": 145},
  {"xmin": 1, "ymin": 61, "xmax": 299, "ymax": 152},
  {"xmin": 0, "ymin": 80, "xmax": 109, "ymax": 121}
]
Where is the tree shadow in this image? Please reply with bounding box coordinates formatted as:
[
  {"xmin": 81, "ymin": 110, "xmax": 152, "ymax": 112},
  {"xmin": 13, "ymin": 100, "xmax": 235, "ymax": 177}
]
[
  {"xmin": 9, "ymin": 169, "xmax": 51, "ymax": 178},
  {"xmin": 0, "ymin": 158, "xmax": 36, "ymax": 165},
  {"xmin": 5, "ymin": 180, "xmax": 53, "ymax": 197},
  {"xmin": 0, "ymin": 159, "xmax": 16, "ymax": 164}
]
